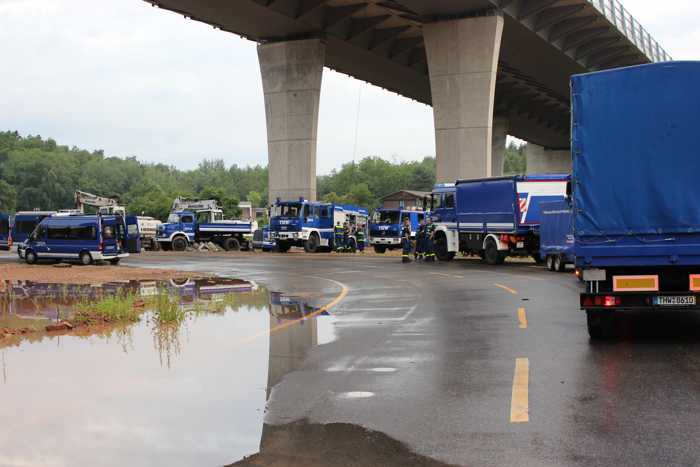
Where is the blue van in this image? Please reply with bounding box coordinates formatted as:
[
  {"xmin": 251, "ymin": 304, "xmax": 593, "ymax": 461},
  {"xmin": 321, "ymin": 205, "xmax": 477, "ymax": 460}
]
[
  {"xmin": 11, "ymin": 211, "xmax": 56, "ymax": 250},
  {"xmin": 19, "ymin": 214, "xmax": 140, "ymax": 265},
  {"xmin": 0, "ymin": 213, "xmax": 10, "ymax": 251}
]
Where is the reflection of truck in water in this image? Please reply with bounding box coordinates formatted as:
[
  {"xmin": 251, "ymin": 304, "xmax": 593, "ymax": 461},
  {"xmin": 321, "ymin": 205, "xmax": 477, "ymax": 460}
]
[
  {"xmin": 369, "ymin": 209, "xmax": 425, "ymax": 254},
  {"xmin": 539, "ymin": 199, "xmax": 575, "ymax": 272},
  {"xmin": 430, "ymin": 175, "xmax": 569, "ymax": 264},
  {"xmin": 269, "ymin": 199, "xmax": 368, "ymax": 253},
  {"xmin": 156, "ymin": 198, "xmax": 257, "ymax": 252},
  {"xmin": 574, "ymin": 62, "xmax": 700, "ymax": 339}
]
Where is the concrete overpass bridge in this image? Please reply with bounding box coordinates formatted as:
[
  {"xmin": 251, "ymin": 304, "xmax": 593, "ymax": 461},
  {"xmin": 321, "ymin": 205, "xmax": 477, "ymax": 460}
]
[{"xmin": 146, "ymin": 0, "xmax": 670, "ymax": 201}]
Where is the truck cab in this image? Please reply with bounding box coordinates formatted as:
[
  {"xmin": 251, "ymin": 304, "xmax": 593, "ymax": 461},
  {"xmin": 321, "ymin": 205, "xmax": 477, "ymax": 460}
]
[
  {"xmin": 157, "ymin": 210, "xmax": 197, "ymax": 250},
  {"xmin": 369, "ymin": 208, "xmax": 426, "ymax": 254},
  {"xmin": 269, "ymin": 198, "xmax": 367, "ymax": 253}
]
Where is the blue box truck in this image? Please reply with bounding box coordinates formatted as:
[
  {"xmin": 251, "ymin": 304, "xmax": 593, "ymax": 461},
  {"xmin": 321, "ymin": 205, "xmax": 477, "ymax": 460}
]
[
  {"xmin": 539, "ymin": 199, "xmax": 575, "ymax": 272},
  {"xmin": 573, "ymin": 62, "xmax": 700, "ymax": 338},
  {"xmin": 431, "ymin": 175, "xmax": 569, "ymax": 264}
]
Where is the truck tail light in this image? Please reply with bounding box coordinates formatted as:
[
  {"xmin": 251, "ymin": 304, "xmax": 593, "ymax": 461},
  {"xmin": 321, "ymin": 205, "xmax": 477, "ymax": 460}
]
[
  {"xmin": 690, "ymin": 275, "xmax": 700, "ymax": 292},
  {"xmin": 593, "ymin": 295, "xmax": 621, "ymax": 307}
]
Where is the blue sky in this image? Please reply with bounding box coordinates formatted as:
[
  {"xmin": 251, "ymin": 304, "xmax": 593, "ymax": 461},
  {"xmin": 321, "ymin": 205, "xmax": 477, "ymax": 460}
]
[{"xmin": 0, "ymin": 0, "xmax": 696, "ymax": 174}]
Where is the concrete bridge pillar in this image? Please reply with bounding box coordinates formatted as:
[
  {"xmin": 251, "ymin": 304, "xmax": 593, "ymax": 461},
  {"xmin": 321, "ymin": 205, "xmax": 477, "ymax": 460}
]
[
  {"xmin": 492, "ymin": 116, "xmax": 509, "ymax": 177},
  {"xmin": 524, "ymin": 143, "xmax": 572, "ymax": 174},
  {"xmin": 257, "ymin": 39, "xmax": 325, "ymax": 203},
  {"xmin": 424, "ymin": 14, "xmax": 504, "ymax": 182}
]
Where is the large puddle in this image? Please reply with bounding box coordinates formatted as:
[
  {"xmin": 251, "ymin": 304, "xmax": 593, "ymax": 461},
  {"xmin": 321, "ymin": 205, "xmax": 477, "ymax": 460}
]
[{"xmin": 0, "ymin": 278, "xmax": 336, "ymax": 467}]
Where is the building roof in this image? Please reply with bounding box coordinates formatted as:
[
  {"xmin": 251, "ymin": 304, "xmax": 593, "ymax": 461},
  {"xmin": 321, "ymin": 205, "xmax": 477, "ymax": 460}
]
[{"xmin": 380, "ymin": 190, "xmax": 430, "ymax": 201}]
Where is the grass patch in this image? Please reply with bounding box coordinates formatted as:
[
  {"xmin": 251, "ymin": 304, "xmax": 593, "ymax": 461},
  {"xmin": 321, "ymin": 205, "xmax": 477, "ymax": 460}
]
[
  {"xmin": 147, "ymin": 289, "xmax": 186, "ymax": 324},
  {"xmin": 72, "ymin": 292, "xmax": 141, "ymax": 326}
]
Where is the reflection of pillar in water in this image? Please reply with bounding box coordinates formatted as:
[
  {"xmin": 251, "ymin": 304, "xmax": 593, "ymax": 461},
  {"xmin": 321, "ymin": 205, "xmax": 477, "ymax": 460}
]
[{"xmin": 266, "ymin": 293, "xmax": 317, "ymax": 400}]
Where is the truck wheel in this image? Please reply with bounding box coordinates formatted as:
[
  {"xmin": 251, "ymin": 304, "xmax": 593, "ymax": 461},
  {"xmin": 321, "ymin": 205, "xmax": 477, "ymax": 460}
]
[
  {"xmin": 223, "ymin": 237, "xmax": 240, "ymax": 251},
  {"xmin": 24, "ymin": 250, "xmax": 37, "ymax": 265},
  {"xmin": 586, "ymin": 310, "xmax": 616, "ymax": 339},
  {"xmin": 435, "ymin": 234, "xmax": 455, "ymax": 261},
  {"xmin": 79, "ymin": 251, "xmax": 93, "ymax": 266},
  {"xmin": 546, "ymin": 255, "xmax": 555, "ymax": 271},
  {"xmin": 554, "ymin": 255, "xmax": 565, "ymax": 272},
  {"xmin": 304, "ymin": 234, "xmax": 320, "ymax": 253},
  {"xmin": 109, "ymin": 258, "xmax": 120, "ymax": 265},
  {"xmin": 276, "ymin": 242, "xmax": 291, "ymax": 253},
  {"xmin": 172, "ymin": 237, "xmax": 188, "ymax": 252},
  {"xmin": 484, "ymin": 239, "xmax": 505, "ymax": 265},
  {"xmin": 373, "ymin": 245, "xmax": 387, "ymax": 254}
]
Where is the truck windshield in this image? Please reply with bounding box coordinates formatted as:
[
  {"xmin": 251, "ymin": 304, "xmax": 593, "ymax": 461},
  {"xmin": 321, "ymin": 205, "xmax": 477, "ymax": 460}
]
[
  {"xmin": 372, "ymin": 211, "xmax": 400, "ymax": 224},
  {"xmin": 167, "ymin": 213, "xmax": 180, "ymax": 223},
  {"xmin": 276, "ymin": 204, "xmax": 302, "ymax": 217}
]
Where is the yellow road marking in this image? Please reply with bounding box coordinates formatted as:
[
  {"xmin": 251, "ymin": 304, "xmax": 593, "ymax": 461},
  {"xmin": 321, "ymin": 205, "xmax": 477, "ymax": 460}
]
[
  {"xmin": 510, "ymin": 358, "xmax": 529, "ymax": 423},
  {"xmin": 429, "ymin": 272, "xmax": 464, "ymax": 279},
  {"xmin": 238, "ymin": 278, "xmax": 349, "ymax": 345},
  {"xmin": 518, "ymin": 307, "xmax": 528, "ymax": 329},
  {"xmin": 494, "ymin": 283, "xmax": 518, "ymax": 295}
]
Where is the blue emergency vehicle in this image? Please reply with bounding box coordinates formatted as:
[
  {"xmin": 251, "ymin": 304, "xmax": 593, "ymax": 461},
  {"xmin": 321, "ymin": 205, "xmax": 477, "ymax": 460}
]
[
  {"xmin": 18, "ymin": 214, "xmax": 139, "ymax": 265},
  {"xmin": 539, "ymin": 199, "xmax": 574, "ymax": 272},
  {"xmin": 369, "ymin": 208, "xmax": 426, "ymax": 254},
  {"xmin": 430, "ymin": 175, "xmax": 569, "ymax": 264},
  {"xmin": 269, "ymin": 198, "xmax": 368, "ymax": 253},
  {"xmin": 0, "ymin": 213, "xmax": 9, "ymax": 251},
  {"xmin": 572, "ymin": 62, "xmax": 700, "ymax": 338},
  {"xmin": 156, "ymin": 199, "xmax": 256, "ymax": 252},
  {"xmin": 10, "ymin": 211, "xmax": 56, "ymax": 250}
]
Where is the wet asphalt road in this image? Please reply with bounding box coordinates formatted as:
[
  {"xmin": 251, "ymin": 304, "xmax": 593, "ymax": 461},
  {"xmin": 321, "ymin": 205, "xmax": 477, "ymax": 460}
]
[{"xmin": 67, "ymin": 253, "xmax": 700, "ymax": 465}]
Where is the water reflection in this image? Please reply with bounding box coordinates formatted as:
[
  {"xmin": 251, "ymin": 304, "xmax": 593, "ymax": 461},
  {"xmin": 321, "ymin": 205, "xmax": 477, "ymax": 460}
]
[{"xmin": 0, "ymin": 279, "xmax": 336, "ymax": 467}]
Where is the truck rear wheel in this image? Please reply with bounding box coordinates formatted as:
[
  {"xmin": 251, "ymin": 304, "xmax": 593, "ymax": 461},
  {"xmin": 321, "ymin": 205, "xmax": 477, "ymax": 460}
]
[
  {"xmin": 484, "ymin": 239, "xmax": 505, "ymax": 265},
  {"xmin": 304, "ymin": 234, "xmax": 320, "ymax": 253},
  {"xmin": 373, "ymin": 245, "xmax": 387, "ymax": 254},
  {"xmin": 554, "ymin": 255, "xmax": 566, "ymax": 272},
  {"xmin": 586, "ymin": 310, "xmax": 616, "ymax": 339},
  {"xmin": 172, "ymin": 237, "xmax": 188, "ymax": 252},
  {"xmin": 546, "ymin": 255, "xmax": 555, "ymax": 271},
  {"xmin": 223, "ymin": 237, "xmax": 240, "ymax": 251}
]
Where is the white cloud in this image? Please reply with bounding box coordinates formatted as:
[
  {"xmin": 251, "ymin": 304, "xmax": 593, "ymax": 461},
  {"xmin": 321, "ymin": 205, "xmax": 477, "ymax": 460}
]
[{"xmin": 0, "ymin": 0, "xmax": 696, "ymax": 173}]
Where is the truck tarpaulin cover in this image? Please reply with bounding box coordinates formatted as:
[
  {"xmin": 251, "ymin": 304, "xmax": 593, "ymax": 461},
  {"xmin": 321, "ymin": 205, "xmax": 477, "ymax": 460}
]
[{"xmin": 572, "ymin": 62, "xmax": 700, "ymax": 236}]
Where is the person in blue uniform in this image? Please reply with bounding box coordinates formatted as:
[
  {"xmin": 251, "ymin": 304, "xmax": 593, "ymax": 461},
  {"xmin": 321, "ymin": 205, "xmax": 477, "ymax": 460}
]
[
  {"xmin": 424, "ymin": 217, "xmax": 436, "ymax": 262},
  {"xmin": 401, "ymin": 217, "xmax": 412, "ymax": 263},
  {"xmin": 356, "ymin": 224, "xmax": 366, "ymax": 253},
  {"xmin": 415, "ymin": 218, "xmax": 426, "ymax": 260},
  {"xmin": 334, "ymin": 221, "xmax": 345, "ymax": 253}
]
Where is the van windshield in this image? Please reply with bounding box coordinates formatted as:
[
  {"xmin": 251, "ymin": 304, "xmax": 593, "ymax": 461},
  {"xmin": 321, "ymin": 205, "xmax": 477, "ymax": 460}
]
[{"xmin": 373, "ymin": 211, "xmax": 400, "ymax": 224}]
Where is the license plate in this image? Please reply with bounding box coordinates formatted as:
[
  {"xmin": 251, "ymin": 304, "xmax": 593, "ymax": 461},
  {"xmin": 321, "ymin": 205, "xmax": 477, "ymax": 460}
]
[{"xmin": 653, "ymin": 296, "xmax": 696, "ymax": 306}]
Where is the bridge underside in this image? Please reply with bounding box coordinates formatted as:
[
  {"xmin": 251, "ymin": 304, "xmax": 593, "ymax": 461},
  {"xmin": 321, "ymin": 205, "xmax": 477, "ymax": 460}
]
[{"xmin": 148, "ymin": 0, "xmax": 664, "ymax": 197}]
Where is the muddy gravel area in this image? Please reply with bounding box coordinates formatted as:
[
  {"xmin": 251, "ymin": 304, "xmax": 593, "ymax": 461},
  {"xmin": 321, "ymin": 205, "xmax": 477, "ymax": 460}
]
[{"xmin": 0, "ymin": 262, "xmax": 200, "ymax": 284}]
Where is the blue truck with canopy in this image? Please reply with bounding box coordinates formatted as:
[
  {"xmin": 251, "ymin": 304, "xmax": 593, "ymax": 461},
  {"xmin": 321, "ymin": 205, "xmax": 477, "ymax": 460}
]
[
  {"xmin": 539, "ymin": 199, "xmax": 574, "ymax": 272},
  {"xmin": 0, "ymin": 213, "xmax": 9, "ymax": 251},
  {"xmin": 430, "ymin": 175, "xmax": 569, "ymax": 264},
  {"xmin": 156, "ymin": 198, "xmax": 257, "ymax": 252},
  {"xmin": 269, "ymin": 198, "xmax": 368, "ymax": 253},
  {"xmin": 574, "ymin": 62, "xmax": 700, "ymax": 338},
  {"xmin": 369, "ymin": 208, "xmax": 426, "ymax": 254}
]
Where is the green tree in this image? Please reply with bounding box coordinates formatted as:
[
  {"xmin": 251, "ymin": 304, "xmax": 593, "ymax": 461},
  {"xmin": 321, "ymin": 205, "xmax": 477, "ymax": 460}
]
[
  {"xmin": 503, "ymin": 142, "xmax": 526, "ymax": 175},
  {"xmin": 0, "ymin": 180, "xmax": 16, "ymax": 212}
]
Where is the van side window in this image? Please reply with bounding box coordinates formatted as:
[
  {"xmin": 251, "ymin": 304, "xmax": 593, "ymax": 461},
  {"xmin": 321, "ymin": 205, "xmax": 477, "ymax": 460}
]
[
  {"xmin": 444, "ymin": 193, "xmax": 455, "ymax": 208},
  {"xmin": 47, "ymin": 226, "xmax": 70, "ymax": 240},
  {"xmin": 181, "ymin": 215, "xmax": 194, "ymax": 224},
  {"xmin": 69, "ymin": 226, "xmax": 97, "ymax": 240},
  {"xmin": 32, "ymin": 225, "xmax": 47, "ymax": 241}
]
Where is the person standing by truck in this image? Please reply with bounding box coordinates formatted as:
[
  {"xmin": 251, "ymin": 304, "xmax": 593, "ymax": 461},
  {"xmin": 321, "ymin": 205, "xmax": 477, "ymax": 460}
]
[
  {"xmin": 356, "ymin": 224, "xmax": 366, "ymax": 253},
  {"xmin": 401, "ymin": 217, "xmax": 412, "ymax": 263},
  {"xmin": 334, "ymin": 221, "xmax": 345, "ymax": 253},
  {"xmin": 424, "ymin": 217, "xmax": 436, "ymax": 262},
  {"xmin": 415, "ymin": 218, "xmax": 426, "ymax": 260}
]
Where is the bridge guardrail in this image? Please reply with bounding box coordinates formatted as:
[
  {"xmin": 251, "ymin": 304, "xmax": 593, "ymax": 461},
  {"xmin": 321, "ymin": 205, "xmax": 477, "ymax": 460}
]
[{"xmin": 588, "ymin": 0, "xmax": 671, "ymax": 63}]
